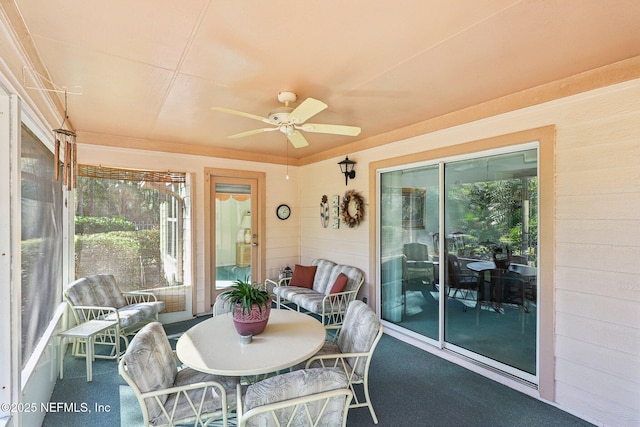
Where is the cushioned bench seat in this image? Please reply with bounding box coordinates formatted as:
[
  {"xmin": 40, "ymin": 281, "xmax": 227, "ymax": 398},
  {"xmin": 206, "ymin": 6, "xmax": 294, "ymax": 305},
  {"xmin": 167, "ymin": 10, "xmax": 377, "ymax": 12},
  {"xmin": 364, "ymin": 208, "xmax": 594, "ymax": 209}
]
[{"xmin": 268, "ymin": 259, "xmax": 364, "ymax": 326}]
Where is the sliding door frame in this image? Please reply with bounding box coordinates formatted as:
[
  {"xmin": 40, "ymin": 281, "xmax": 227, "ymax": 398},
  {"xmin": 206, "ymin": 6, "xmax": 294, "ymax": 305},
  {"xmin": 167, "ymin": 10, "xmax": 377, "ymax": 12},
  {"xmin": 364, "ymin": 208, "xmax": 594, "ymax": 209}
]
[{"xmin": 369, "ymin": 126, "xmax": 555, "ymax": 400}]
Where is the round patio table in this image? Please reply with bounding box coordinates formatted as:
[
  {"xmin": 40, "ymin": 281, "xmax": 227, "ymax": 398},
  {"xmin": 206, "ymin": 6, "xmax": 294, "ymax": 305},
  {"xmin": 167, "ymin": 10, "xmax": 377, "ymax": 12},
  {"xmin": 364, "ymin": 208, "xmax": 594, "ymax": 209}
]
[{"xmin": 176, "ymin": 309, "xmax": 326, "ymax": 377}]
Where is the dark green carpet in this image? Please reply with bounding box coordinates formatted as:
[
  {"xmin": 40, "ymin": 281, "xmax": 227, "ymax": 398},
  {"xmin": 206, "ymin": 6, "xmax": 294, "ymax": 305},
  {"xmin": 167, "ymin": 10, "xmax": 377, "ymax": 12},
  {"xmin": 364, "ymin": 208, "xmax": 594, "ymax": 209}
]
[{"xmin": 43, "ymin": 316, "xmax": 593, "ymax": 426}]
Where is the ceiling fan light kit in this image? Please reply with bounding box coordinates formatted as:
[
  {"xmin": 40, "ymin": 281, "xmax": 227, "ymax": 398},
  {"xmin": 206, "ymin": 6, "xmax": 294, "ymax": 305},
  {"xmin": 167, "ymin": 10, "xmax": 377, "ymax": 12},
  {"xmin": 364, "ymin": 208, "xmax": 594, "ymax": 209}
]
[{"xmin": 211, "ymin": 92, "xmax": 361, "ymax": 149}]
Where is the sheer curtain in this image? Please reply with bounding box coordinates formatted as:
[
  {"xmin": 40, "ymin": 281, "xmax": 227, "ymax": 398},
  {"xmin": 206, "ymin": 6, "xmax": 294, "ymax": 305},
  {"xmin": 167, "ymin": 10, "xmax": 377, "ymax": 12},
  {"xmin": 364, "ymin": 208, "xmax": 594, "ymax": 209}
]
[{"xmin": 21, "ymin": 125, "xmax": 63, "ymax": 369}]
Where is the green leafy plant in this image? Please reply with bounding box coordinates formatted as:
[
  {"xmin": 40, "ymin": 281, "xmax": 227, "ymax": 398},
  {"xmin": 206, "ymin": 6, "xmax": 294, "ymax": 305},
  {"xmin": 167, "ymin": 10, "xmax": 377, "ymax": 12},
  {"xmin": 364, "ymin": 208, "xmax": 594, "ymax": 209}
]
[{"xmin": 221, "ymin": 278, "xmax": 270, "ymax": 315}]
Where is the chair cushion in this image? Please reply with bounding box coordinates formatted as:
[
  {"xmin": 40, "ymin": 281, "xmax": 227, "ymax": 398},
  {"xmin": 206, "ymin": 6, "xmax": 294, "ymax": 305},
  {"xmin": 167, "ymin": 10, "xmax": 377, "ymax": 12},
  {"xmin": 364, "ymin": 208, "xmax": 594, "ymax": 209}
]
[
  {"xmin": 337, "ymin": 301, "xmax": 380, "ymax": 377},
  {"xmin": 103, "ymin": 301, "xmax": 165, "ymax": 328},
  {"xmin": 65, "ymin": 274, "xmax": 127, "ymax": 309},
  {"xmin": 150, "ymin": 368, "xmax": 240, "ymax": 426},
  {"xmin": 311, "ymin": 259, "xmax": 337, "ymax": 293},
  {"xmin": 123, "ymin": 322, "xmax": 177, "ymax": 421},
  {"xmin": 243, "ymin": 368, "xmax": 348, "ymax": 427},
  {"xmin": 274, "ymin": 287, "xmax": 348, "ymax": 315},
  {"xmin": 290, "ymin": 265, "xmax": 317, "ymax": 289}
]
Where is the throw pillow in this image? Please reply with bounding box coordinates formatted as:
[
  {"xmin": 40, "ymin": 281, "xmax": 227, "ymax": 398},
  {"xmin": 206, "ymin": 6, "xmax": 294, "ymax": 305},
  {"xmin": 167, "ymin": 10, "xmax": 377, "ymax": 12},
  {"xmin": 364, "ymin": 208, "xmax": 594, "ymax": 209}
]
[
  {"xmin": 290, "ymin": 264, "xmax": 317, "ymax": 289},
  {"xmin": 330, "ymin": 272, "xmax": 349, "ymax": 295}
]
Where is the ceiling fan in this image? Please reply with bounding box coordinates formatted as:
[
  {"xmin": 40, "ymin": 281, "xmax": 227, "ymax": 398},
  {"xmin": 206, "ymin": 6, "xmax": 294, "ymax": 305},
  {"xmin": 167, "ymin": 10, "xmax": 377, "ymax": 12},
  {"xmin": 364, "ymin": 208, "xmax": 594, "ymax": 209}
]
[{"xmin": 211, "ymin": 91, "xmax": 361, "ymax": 148}]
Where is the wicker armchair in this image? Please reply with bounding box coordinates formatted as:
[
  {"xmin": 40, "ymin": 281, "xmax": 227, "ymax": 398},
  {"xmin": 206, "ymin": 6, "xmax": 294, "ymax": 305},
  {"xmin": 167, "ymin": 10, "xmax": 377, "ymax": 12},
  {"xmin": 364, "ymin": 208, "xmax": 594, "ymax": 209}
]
[
  {"xmin": 237, "ymin": 368, "xmax": 352, "ymax": 427},
  {"xmin": 119, "ymin": 322, "xmax": 240, "ymax": 427},
  {"xmin": 305, "ymin": 300, "xmax": 383, "ymax": 424}
]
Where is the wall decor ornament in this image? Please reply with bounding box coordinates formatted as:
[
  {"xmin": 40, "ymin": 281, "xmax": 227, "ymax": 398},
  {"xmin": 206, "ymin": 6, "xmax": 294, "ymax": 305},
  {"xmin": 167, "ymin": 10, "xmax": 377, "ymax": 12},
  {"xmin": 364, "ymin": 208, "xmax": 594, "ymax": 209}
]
[
  {"xmin": 402, "ymin": 188, "xmax": 426, "ymax": 229},
  {"xmin": 320, "ymin": 195, "xmax": 329, "ymax": 228},
  {"xmin": 341, "ymin": 189, "xmax": 365, "ymax": 228}
]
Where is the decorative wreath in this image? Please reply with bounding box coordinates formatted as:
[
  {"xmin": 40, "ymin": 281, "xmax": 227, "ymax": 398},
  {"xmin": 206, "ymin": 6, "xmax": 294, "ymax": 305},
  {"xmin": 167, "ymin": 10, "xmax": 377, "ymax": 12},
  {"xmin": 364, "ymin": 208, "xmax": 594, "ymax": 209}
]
[{"xmin": 341, "ymin": 190, "xmax": 365, "ymax": 228}]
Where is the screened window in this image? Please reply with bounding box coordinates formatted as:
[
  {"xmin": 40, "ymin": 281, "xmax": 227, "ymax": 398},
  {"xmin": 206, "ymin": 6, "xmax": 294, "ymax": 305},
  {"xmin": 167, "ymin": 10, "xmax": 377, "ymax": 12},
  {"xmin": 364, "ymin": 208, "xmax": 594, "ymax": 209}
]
[{"xmin": 75, "ymin": 165, "xmax": 190, "ymax": 313}]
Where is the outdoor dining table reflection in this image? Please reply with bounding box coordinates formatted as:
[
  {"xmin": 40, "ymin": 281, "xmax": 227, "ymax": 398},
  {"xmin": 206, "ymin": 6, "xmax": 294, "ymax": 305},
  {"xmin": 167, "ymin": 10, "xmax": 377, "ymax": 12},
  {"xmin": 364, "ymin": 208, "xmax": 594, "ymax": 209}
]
[
  {"xmin": 466, "ymin": 261, "xmax": 537, "ymax": 311},
  {"xmin": 465, "ymin": 260, "xmax": 537, "ymax": 277},
  {"xmin": 176, "ymin": 309, "xmax": 326, "ymax": 377}
]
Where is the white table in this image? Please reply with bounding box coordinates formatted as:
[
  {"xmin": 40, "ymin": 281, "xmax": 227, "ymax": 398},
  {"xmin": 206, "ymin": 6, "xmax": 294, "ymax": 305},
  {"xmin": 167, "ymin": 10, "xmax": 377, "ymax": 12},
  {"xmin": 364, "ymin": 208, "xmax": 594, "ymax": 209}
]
[
  {"xmin": 59, "ymin": 320, "xmax": 118, "ymax": 382},
  {"xmin": 177, "ymin": 309, "xmax": 326, "ymax": 377}
]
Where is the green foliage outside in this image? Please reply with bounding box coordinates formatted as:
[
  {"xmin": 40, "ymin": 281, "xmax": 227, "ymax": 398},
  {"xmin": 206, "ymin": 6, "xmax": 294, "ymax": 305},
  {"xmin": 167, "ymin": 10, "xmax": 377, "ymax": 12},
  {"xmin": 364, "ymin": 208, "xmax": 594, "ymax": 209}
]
[
  {"xmin": 75, "ymin": 228, "xmax": 168, "ymax": 291},
  {"xmin": 75, "ymin": 215, "xmax": 135, "ymax": 234},
  {"xmin": 74, "ymin": 174, "xmax": 175, "ymax": 290},
  {"xmin": 446, "ymin": 178, "xmax": 538, "ymax": 263}
]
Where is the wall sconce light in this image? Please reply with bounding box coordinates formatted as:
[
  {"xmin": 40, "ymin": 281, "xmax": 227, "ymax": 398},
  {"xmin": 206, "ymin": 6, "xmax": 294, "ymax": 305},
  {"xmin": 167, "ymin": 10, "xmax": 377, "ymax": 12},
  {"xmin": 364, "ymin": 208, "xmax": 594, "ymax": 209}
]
[{"xmin": 338, "ymin": 156, "xmax": 356, "ymax": 186}]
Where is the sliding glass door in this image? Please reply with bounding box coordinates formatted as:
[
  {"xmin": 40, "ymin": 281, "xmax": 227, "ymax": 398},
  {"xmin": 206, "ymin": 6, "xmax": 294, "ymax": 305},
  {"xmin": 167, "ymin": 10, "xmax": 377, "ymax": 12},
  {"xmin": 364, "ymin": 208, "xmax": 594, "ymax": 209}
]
[
  {"xmin": 379, "ymin": 145, "xmax": 538, "ymax": 380},
  {"xmin": 380, "ymin": 164, "xmax": 439, "ymax": 341}
]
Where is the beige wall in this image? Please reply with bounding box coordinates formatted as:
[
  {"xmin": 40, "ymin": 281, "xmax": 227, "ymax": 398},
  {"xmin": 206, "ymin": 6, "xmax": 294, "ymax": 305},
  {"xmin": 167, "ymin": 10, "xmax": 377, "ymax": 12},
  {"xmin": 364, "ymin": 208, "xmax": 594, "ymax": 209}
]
[{"xmin": 298, "ymin": 78, "xmax": 640, "ymax": 426}]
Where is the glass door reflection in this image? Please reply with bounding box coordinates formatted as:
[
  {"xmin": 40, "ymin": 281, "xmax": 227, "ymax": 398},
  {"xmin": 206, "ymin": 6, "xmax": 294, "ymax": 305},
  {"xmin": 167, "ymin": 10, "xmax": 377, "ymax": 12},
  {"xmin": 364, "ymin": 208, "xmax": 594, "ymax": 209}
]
[
  {"xmin": 443, "ymin": 150, "xmax": 538, "ymax": 375},
  {"xmin": 378, "ymin": 147, "xmax": 538, "ymax": 379},
  {"xmin": 214, "ymin": 180, "xmax": 257, "ymax": 289},
  {"xmin": 380, "ymin": 165, "xmax": 440, "ymax": 341}
]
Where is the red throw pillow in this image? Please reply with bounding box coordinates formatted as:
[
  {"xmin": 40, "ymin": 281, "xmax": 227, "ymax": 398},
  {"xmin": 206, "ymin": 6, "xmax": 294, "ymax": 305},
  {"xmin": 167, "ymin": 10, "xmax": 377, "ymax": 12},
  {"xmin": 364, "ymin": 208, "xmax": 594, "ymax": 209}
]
[
  {"xmin": 330, "ymin": 273, "xmax": 349, "ymax": 295},
  {"xmin": 289, "ymin": 264, "xmax": 317, "ymax": 289}
]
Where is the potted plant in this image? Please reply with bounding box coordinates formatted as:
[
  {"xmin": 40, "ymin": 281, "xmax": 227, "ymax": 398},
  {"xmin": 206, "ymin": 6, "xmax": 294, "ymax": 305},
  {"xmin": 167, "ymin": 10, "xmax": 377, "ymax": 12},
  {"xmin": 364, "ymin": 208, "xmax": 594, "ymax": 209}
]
[{"xmin": 221, "ymin": 279, "xmax": 272, "ymax": 335}]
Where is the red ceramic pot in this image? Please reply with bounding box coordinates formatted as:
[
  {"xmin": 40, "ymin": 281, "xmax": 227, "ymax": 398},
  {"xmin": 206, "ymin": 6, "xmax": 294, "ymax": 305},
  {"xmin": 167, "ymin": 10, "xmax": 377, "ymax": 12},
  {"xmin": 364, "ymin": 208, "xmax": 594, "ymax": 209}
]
[{"xmin": 232, "ymin": 299, "xmax": 271, "ymax": 335}]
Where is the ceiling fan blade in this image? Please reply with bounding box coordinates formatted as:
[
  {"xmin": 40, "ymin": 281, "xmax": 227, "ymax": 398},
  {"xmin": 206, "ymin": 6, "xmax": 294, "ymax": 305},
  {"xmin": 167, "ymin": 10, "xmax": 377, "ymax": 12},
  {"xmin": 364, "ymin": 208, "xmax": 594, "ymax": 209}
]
[
  {"xmin": 301, "ymin": 123, "xmax": 361, "ymax": 136},
  {"xmin": 211, "ymin": 107, "xmax": 271, "ymax": 124},
  {"xmin": 228, "ymin": 128, "xmax": 277, "ymax": 139},
  {"xmin": 289, "ymin": 98, "xmax": 328, "ymax": 123},
  {"xmin": 287, "ymin": 130, "xmax": 309, "ymax": 148}
]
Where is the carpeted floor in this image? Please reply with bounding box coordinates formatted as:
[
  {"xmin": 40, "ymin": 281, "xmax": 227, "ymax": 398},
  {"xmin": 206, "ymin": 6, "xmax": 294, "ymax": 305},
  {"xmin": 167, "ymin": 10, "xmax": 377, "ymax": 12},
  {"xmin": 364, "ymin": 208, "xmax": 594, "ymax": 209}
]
[
  {"xmin": 396, "ymin": 278, "xmax": 536, "ymax": 374},
  {"xmin": 43, "ymin": 315, "xmax": 594, "ymax": 426}
]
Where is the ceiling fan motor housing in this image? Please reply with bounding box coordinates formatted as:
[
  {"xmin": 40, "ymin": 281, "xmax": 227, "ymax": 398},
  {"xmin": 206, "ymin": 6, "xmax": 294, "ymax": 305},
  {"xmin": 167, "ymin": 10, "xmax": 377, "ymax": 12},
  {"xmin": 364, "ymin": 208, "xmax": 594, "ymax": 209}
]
[{"xmin": 268, "ymin": 106, "xmax": 294, "ymax": 124}]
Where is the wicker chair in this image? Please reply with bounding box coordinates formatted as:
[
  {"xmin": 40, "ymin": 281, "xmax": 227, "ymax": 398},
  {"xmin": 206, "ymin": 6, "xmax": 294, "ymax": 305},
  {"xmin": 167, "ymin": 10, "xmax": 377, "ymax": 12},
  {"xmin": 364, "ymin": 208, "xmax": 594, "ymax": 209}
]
[
  {"xmin": 305, "ymin": 300, "xmax": 383, "ymax": 424},
  {"xmin": 237, "ymin": 368, "xmax": 352, "ymax": 427},
  {"xmin": 119, "ymin": 322, "xmax": 240, "ymax": 427},
  {"xmin": 65, "ymin": 274, "xmax": 165, "ymax": 358}
]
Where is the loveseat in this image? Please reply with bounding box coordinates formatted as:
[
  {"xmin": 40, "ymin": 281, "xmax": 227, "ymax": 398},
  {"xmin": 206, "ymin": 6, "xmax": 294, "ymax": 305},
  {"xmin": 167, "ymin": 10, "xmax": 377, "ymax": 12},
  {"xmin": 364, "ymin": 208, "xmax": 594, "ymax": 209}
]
[
  {"xmin": 267, "ymin": 259, "xmax": 364, "ymax": 326},
  {"xmin": 64, "ymin": 274, "xmax": 165, "ymax": 358}
]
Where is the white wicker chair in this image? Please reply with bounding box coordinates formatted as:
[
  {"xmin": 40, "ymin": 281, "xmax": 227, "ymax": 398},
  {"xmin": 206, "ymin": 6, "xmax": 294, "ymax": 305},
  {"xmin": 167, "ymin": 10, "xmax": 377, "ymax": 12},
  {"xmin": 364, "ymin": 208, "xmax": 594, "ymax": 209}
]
[
  {"xmin": 305, "ymin": 300, "xmax": 383, "ymax": 424},
  {"xmin": 212, "ymin": 292, "xmax": 232, "ymax": 317},
  {"xmin": 65, "ymin": 274, "xmax": 165, "ymax": 358},
  {"xmin": 119, "ymin": 322, "xmax": 240, "ymax": 427},
  {"xmin": 237, "ymin": 368, "xmax": 352, "ymax": 427}
]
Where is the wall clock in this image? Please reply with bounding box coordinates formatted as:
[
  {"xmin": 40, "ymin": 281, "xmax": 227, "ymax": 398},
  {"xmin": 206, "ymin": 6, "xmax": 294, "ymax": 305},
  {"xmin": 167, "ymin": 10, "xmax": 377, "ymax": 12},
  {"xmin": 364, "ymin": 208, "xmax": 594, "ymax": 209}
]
[{"xmin": 276, "ymin": 204, "xmax": 291, "ymax": 220}]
